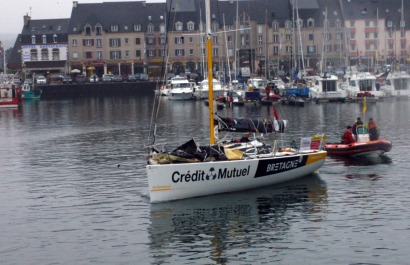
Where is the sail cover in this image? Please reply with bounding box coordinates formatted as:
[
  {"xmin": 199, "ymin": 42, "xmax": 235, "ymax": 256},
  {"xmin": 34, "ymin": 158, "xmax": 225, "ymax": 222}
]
[{"xmin": 217, "ymin": 115, "xmax": 287, "ymax": 133}]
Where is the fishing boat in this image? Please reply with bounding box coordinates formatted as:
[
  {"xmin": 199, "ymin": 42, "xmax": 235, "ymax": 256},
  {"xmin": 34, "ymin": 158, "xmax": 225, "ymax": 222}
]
[
  {"xmin": 0, "ymin": 77, "xmax": 22, "ymax": 108},
  {"xmin": 145, "ymin": 0, "xmax": 327, "ymax": 203},
  {"xmin": 325, "ymin": 126, "xmax": 392, "ymax": 157},
  {"xmin": 21, "ymin": 83, "xmax": 42, "ymax": 100}
]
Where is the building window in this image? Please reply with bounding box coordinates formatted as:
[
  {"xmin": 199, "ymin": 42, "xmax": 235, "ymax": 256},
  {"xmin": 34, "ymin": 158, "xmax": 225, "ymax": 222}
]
[
  {"xmin": 72, "ymin": 52, "xmax": 78, "ymax": 59},
  {"xmin": 52, "ymin": 48, "xmax": 59, "ymax": 60},
  {"xmin": 42, "ymin": 35, "xmax": 47, "ymax": 44},
  {"xmin": 189, "ymin": 49, "xmax": 194, "ymax": 56},
  {"xmin": 307, "ymin": 19, "xmax": 314, "ymax": 28},
  {"xmin": 285, "ymin": 21, "xmax": 292, "ymax": 29},
  {"xmin": 309, "ymin": 33, "xmax": 314, "ymax": 40},
  {"xmin": 350, "ymin": 32, "xmax": 355, "ymax": 39},
  {"xmin": 135, "ymin": 38, "xmax": 141, "ymax": 45},
  {"xmin": 187, "ymin": 21, "xmax": 194, "ymax": 31},
  {"xmin": 96, "ymin": 25, "xmax": 102, "ymax": 35},
  {"xmin": 286, "ymin": 46, "xmax": 292, "ymax": 53},
  {"xmin": 110, "ymin": 38, "xmax": 121, "ymax": 47},
  {"xmin": 374, "ymin": 33, "xmax": 378, "ymax": 39},
  {"xmin": 213, "ymin": 48, "xmax": 218, "ymax": 56},
  {"xmin": 350, "ymin": 20, "xmax": 355, "ymax": 27},
  {"xmin": 96, "ymin": 39, "xmax": 102, "ymax": 48},
  {"xmin": 148, "ymin": 24, "xmax": 154, "ymax": 34},
  {"xmin": 53, "ymin": 34, "xmax": 58, "ymax": 43},
  {"xmin": 110, "ymin": 51, "xmax": 121, "ymax": 59},
  {"xmin": 31, "ymin": 35, "xmax": 36, "ymax": 44},
  {"xmin": 258, "ymin": 47, "xmax": 263, "ymax": 55},
  {"xmin": 97, "ymin": 51, "xmax": 103, "ymax": 59},
  {"xmin": 189, "ymin": 37, "xmax": 194, "ymax": 44},
  {"xmin": 111, "ymin": 25, "xmax": 119, "ymax": 32},
  {"xmin": 286, "ymin": 34, "xmax": 292, "ymax": 41},
  {"xmin": 258, "ymin": 35, "xmax": 263, "ymax": 45},
  {"xmin": 365, "ymin": 44, "xmax": 370, "ymax": 51},
  {"xmin": 365, "ymin": 33, "xmax": 370, "ymax": 39},
  {"xmin": 124, "ymin": 38, "xmax": 129, "ymax": 45},
  {"xmin": 136, "ymin": 50, "xmax": 141, "ymax": 57},
  {"xmin": 175, "ymin": 37, "xmax": 184, "ymax": 44},
  {"xmin": 212, "ymin": 22, "xmax": 219, "ymax": 32},
  {"xmin": 272, "ymin": 21, "xmax": 279, "ymax": 31},
  {"xmin": 160, "ymin": 49, "xmax": 166, "ymax": 57},
  {"xmin": 175, "ymin": 21, "xmax": 183, "ymax": 31},
  {"xmin": 273, "ymin": 34, "xmax": 279, "ymax": 43},
  {"xmin": 125, "ymin": 50, "xmax": 130, "ymax": 58},
  {"xmin": 227, "ymin": 35, "xmax": 233, "ymax": 43},
  {"xmin": 159, "ymin": 23, "xmax": 166, "ymax": 34},
  {"xmin": 148, "ymin": 50, "xmax": 155, "ymax": 57},
  {"xmin": 335, "ymin": 45, "xmax": 341, "ymax": 52},
  {"xmin": 134, "ymin": 24, "xmax": 141, "ymax": 31},
  {"xmin": 258, "ymin": 25, "xmax": 263, "ymax": 34},
  {"xmin": 335, "ymin": 20, "xmax": 341, "ymax": 29},
  {"xmin": 176, "ymin": 49, "xmax": 184, "ymax": 56},
  {"xmin": 401, "ymin": 31, "xmax": 406, "ymax": 38},
  {"xmin": 30, "ymin": 49, "xmax": 37, "ymax": 60},
  {"xmin": 41, "ymin": 48, "xmax": 48, "ymax": 60},
  {"xmin": 148, "ymin": 38, "xmax": 155, "ymax": 45},
  {"xmin": 85, "ymin": 51, "xmax": 92, "ymax": 59},
  {"xmin": 387, "ymin": 21, "xmax": 393, "ymax": 27},
  {"xmin": 351, "ymin": 45, "xmax": 356, "ymax": 51},
  {"xmin": 365, "ymin": 20, "xmax": 370, "ymax": 27},
  {"xmin": 307, "ymin": 45, "xmax": 316, "ymax": 54},
  {"xmin": 72, "ymin": 39, "xmax": 78, "ymax": 47},
  {"xmin": 273, "ymin": 46, "xmax": 279, "ymax": 55},
  {"xmin": 213, "ymin": 36, "xmax": 218, "ymax": 44},
  {"xmin": 85, "ymin": 25, "xmax": 91, "ymax": 35},
  {"xmin": 401, "ymin": 42, "xmax": 406, "ymax": 50},
  {"xmin": 83, "ymin": 39, "xmax": 94, "ymax": 46},
  {"xmin": 160, "ymin": 37, "xmax": 165, "ymax": 44},
  {"xmin": 297, "ymin": 19, "xmax": 303, "ymax": 28}
]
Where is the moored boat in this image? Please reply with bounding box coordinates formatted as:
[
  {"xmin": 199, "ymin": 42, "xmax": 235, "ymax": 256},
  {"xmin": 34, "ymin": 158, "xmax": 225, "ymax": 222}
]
[
  {"xmin": 0, "ymin": 78, "xmax": 22, "ymax": 108},
  {"xmin": 21, "ymin": 83, "xmax": 42, "ymax": 100}
]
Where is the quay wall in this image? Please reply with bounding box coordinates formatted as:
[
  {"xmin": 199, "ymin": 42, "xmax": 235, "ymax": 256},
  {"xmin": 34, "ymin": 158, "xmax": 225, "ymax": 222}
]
[{"xmin": 38, "ymin": 82, "xmax": 156, "ymax": 99}]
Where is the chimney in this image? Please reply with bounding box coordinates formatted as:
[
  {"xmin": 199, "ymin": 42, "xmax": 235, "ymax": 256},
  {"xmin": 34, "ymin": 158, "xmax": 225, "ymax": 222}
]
[
  {"xmin": 24, "ymin": 14, "xmax": 31, "ymax": 27},
  {"xmin": 73, "ymin": 1, "xmax": 78, "ymax": 8}
]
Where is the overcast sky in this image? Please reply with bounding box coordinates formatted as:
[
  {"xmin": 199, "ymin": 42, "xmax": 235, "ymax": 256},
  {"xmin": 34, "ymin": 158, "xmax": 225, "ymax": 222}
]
[{"xmin": 0, "ymin": 0, "xmax": 164, "ymax": 49}]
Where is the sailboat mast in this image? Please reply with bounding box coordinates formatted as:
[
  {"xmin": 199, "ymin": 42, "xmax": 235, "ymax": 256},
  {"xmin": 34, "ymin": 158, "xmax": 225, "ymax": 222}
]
[{"xmin": 205, "ymin": 0, "xmax": 215, "ymax": 145}]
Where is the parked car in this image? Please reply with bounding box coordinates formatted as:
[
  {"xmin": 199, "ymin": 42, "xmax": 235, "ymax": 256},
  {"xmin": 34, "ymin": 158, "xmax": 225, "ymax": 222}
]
[
  {"xmin": 102, "ymin": 74, "xmax": 114, "ymax": 82},
  {"xmin": 36, "ymin": 76, "xmax": 47, "ymax": 84},
  {"xmin": 75, "ymin": 75, "xmax": 86, "ymax": 83},
  {"xmin": 139, "ymin": 73, "xmax": 149, "ymax": 81},
  {"xmin": 62, "ymin": 75, "xmax": 73, "ymax": 84},
  {"xmin": 113, "ymin": 75, "xmax": 123, "ymax": 82},
  {"xmin": 89, "ymin": 74, "xmax": 99, "ymax": 82},
  {"xmin": 127, "ymin": 74, "xmax": 137, "ymax": 82}
]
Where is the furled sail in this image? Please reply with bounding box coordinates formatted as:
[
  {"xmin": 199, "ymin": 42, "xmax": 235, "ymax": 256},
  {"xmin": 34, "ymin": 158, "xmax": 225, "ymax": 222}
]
[{"xmin": 216, "ymin": 115, "xmax": 287, "ymax": 133}]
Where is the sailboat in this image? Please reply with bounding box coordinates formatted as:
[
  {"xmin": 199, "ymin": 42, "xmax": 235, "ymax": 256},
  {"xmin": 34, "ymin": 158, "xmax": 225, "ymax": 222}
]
[{"xmin": 146, "ymin": 0, "xmax": 327, "ymax": 203}]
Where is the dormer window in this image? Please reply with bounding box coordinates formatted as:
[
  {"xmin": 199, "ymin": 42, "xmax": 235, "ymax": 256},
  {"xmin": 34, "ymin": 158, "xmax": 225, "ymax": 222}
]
[
  {"xmin": 148, "ymin": 24, "xmax": 154, "ymax": 34},
  {"xmin": 285, "ymin": 21, "xmax": 292, "ymax": 29},
  {"xmin": 387, "ymin": 20, "xmax": 393, "ymax": 27},
  {"xmin": 134, "ymin": 24, "xmax": 141, "ymax": 31},
  {"xmin": 111, "ymin": 25, "xmax": 119, "ymax": 32},
  {"xmin": 85, "ymin": 24, "xmax": 91, "ymax": 35},
  {"xmin": 96, "ymin": 25, "xmax": 102, "ymax": 35},
  {"xmin": 297, "ymin": 19, "xmax": 303, "ymax": 28},
  {"xmin": 272, "ymin": 21, "xmax": 279, "ymax": 31},
  {"xmin": 187, "ymin": 21, "xmax": 195, "ymax": 31},
  {"xmin": 53, "ymin": 34, "xmax": 58, "ymax": 43},
  {"xmin": 307, "ymin": 19, "xmax": 314, "ymax": 28},
  {"xmin": 212, "ymin": 22, "xmax": 219, "ymax": 33},
  {"xmin": 400, "ymin": 20, "xmax": 405, "ymax": 27},
  {"xmin": 159, "ymin": 23, "xmax": 166, "ymax": 34},
  {"xmin": 42, "ymin": 35, "xmax": 47, "ymax": 44},
  {"xmin": 335, "ymin": 19, "xmax": 341, "ymax": 29},
  {"xmin": 31, "ymin": 35, "xmax": 36, "ymax": 44},
  {"xmin": 175, "ymin": 21, "xmax": 183, "ymax": 31}
]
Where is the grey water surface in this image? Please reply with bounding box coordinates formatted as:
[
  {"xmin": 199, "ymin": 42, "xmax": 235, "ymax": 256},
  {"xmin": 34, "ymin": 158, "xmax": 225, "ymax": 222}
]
[{"xmin": 1, "ymin": 95, "xmax": 409, "ymax": 264}]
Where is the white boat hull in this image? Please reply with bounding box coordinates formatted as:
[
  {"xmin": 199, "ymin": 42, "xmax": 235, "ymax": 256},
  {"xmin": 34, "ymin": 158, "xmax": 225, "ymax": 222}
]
[
  {"xmin": 168, "ymin": 92, "xmax": 194, "ymax": 100},
  {"xmin": 146, "ymin": 151, "xmax": 327, "ymax": 203}
]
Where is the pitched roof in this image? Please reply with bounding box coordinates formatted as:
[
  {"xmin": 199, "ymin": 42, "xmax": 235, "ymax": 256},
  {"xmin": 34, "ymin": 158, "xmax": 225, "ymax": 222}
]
[
  {"xmin": 68, "ymin": 1, "xmax": 167, "ymax": 34},
  {"xmin": 21, "ymin": 18, "xmax": 70, "ymax": 35}
]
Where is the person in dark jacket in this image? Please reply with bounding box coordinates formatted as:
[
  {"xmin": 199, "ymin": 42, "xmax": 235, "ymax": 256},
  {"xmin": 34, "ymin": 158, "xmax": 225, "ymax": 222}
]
[
  {"xmin": 240, "ymin": 133, "xmax": 251, "ymax": 142},
  {"xmin": 342, "ymin": 126, "xmax": 356, "ymax": 144},
  {"xmin": 352, "ymin": 117, "xmax": 363, "ymax": 137}
]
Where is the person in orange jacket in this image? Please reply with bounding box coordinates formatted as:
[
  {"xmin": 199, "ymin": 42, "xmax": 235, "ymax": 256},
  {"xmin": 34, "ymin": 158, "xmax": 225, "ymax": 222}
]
[{"xmin": 367, "ymin": 118, "xmax": 379, "ymax": 141}]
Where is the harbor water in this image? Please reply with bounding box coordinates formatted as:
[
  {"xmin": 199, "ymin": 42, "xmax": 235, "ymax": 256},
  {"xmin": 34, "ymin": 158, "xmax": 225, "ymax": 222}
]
[{"xmin": 1, "ymin": 94, "xmax": 410, "ymax": 264}]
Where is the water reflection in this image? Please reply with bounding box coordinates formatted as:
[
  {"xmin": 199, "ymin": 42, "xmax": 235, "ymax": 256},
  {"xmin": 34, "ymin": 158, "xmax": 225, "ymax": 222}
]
[
  {"xmin": 328, "ymin": 154, "xmax": 392, "ymax": 166},
  {"xmin": 148, "ymin": 174, "xmax": 327, "ymax": 264}
]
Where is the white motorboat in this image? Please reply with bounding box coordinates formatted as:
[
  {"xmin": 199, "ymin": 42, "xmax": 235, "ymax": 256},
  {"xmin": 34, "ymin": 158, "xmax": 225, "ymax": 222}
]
[{"xmin": 309, "ymin": 73, "xmax": 347, "ymax": 102}]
